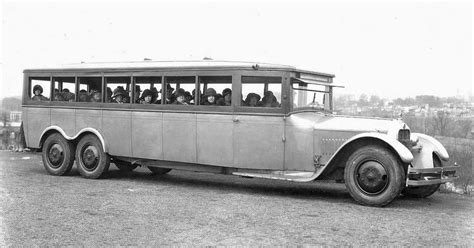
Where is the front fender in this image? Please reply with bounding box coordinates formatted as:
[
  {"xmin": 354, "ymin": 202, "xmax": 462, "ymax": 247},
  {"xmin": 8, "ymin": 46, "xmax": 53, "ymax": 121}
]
[
  {"xmin": 39, "ymin": 126, "xmax": 108, "ymax": 153},
  {"xmin": 410, "ymin": 133, "xmax": 449, "ymax": 169},
  {"xmin": 329, "ymin": 132, "xmax": 414, "ymax": 164}
]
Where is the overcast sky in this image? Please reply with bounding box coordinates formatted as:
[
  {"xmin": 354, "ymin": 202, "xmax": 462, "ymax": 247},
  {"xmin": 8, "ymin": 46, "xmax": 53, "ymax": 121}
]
[{"xmin": 1, "ymin": 0, "xmax": 472, "ymax": 100}]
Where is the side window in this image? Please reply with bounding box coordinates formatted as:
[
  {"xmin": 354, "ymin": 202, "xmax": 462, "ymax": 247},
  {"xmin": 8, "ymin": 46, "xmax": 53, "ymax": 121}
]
[
  {"xmin": 134, "ymin": 76, "xmax": 162, "ymax": 104},
  {"xmin": 77, "ymin": 77, "xmax": 102, "ymax": 102},
  {"xmin": 241, "ymin": 76, "xmax": 281, "ymax": 107},
  {"xmin": 198, "ymin": 76, "xmax": 232, "ymax": 106},
  {"xmin": 53, "ymin": 77, "xmax": 76, "ymax": 102},
  {"xmin": 105, "ymin": 77, "xmax": 131, "ymax": 104},
  {"xmin": 164, "ymin": 76, "xmax": 195, "ymax": 105},
  {"xmin": 30, "ymin": 77, "xmax": 51, "ymax": 101}
]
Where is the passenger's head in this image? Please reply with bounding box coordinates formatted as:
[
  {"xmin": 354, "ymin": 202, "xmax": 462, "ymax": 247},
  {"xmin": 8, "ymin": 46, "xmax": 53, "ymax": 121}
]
[
  {"xmin": 106, "ymin": 87, "xmax": 113, "ymax": 102},
  {"xmin": 91, "ymin": 90, "xmax": 101, "ymax": 102},
  {"xmin": 262, "ymin": 91, "xmax": 276, "ymax": 103},
  {"xmin": 78, "ymin": 90, "xmax": 89, "ymax": 102},
  {"xmin": 204, "ymin": 88, "xmax": 217, "ymax": 104},
  {"xmin": 112, "ymin": 87, "xmax": 127, "ymax": 103},
  {"xmin": 54, "ymin": 92, "xmax": 65, "ymax": 101},
  {"xmin": 33, "ymin": 85, "xmax": 43, "ymax": 96},
  {"xmin": 222, "ymin": 88, "xmax": 232, "ymax": 103},
  {"xmin": 245, "ymin": 93, "xmax": 261, "ymax": 107},
  {"xmin": 175, "ymin": 88, "xmax": 187, "ymax": 104},
  {"xmin": 135, "ymin": 85, "xmax": 141, "ymax": 97},
  {"xmin": 141, "ymin": 89, "xmax": 153, "ymax": 104}
]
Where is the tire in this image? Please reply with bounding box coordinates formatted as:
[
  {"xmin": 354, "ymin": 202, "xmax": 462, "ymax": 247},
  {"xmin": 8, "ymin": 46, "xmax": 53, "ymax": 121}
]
[
  {"xmin": 344, "ymin": 145, "xmax": 405, "ymax": 207},
  {"xmin": 41, "ymin": 133, "xmax": 75, "ymax": 176},
  {"xmin": 75, "ymin": 134, "xmax": 110, "ymax": 179},
  {"xmin": 113, "ymin": 158, "xmax": 138, "ymax": 172},
  {"xmin": 402, "ymin": 156, "xmax": 442, "ymax": 198},
  {"xmin": 147, "ymin": 166, "xmax": 171, "ymax": 175}
]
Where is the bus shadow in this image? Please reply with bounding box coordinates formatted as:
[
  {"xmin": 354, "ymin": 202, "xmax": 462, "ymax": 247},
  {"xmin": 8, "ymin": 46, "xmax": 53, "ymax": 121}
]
[{"xmin": 102, "ymin": 167, "xmax": 352, "ymax": 204}]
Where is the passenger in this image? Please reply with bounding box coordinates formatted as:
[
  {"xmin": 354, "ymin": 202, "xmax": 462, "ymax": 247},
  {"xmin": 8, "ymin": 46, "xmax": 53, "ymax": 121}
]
[
  {"xmin": 260, "ymin": 91, "xmax": 279, "ymax": 107},
  {"xmin": 218, "ymin": 88, "xmax": 231, "ymax": 106},
  {"xmin": 244, "ymin": 93, "xmax": 261, "ymax": 107},
  {"xmin": 190, "ymin": 89, "xmax": 201, "ymax": 105},
  {"xmin": 150, "ymin": 87, "xmax": 160, "ymax": 104},
  {"xmin": 141, "ymin": 89, "xmax": 153, "ymax": 104},
  {"xmin": 105, "ymin": 87, "xmax": 113, "ymax": 103},
  {"xmin": 78, "ymin": 90, "xmax": 90, "ymax": 102},
  {"xmin": 185, "ymin": 91, "xmax": 193, "ymax": 104},
  {"xmin": 112, "ymin": 87, "xmax": 127, "ymax": 104},
  {"xmin": 31, "ymin": 85, "xmax": 49, "ymax": 101},
  {"xmin": 158, "ymin": 84, "xmax": 174, "ymax": 104},
  {"xmin": 62, "ymin": 89, "xmax": 75, "ymax": 102},
  {"xmin": 172, "ymin": 88, "xmax": 188, "ymax": 105},
  {"xmin": 53, "ymin": 92, "xmax": 65, "ymax": 101},
  {"xmin": 202, "ymin": 88, "xmax": 217, "ymax": 105},
  {"xmin": 90, "ymin": 90, "xmax": 101, "ymax": 103}
]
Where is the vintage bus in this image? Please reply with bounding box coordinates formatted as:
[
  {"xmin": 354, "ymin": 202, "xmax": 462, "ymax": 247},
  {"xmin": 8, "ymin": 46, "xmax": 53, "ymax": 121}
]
[{"xmin": 22, "ymin": 60, "xmax": 458, "ymax": 206}]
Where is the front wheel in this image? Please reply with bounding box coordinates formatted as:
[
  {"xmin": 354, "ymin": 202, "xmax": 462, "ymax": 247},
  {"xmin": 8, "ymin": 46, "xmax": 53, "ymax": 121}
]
[
  {"xmin": 75, "ymin": 134, "xmax": 110, "ymax": 179},
  {"xmin": 344, "ymin": 145, "xmax": 405, "ymax": 207},
  {"xmin": 42, "ymin": 133, "xmax": 75, "ymax": 176}
]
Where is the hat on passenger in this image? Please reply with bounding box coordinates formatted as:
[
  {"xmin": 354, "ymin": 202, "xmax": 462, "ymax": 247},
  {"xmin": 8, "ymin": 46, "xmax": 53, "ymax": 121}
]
[
  {"xmin": 203, "ymin": 88, "xmax": 217, "ymax": 97},
  {"xmin": 141, "ymin": 89, "xmax": 153, "ymax": 98},
  {"xmin": 222, "ymin": 88, "xmax": 232, "ymax": 97},
  {"xmin": 175, "ymin": 88, "xmax": 186, "ymax": 98},
  {"xmin": 245, "ymin": 93, "xmax": 261, "ymax": 102},
  {"xmin": 159, "ymin": 84, "xmax": 174, "ymax": 93},
  {"xmin": 33, "ymin": 85, "xmax": 43, "ymax": 94},
  {"xmin": 112, "ymin": 87, "xmax": 127, "ymax": 98}
]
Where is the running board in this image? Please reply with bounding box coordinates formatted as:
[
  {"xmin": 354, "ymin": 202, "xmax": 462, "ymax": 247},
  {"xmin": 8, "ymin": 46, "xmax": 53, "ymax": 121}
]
[{"xmin": 232, "ymin": 171, "xmax": 316, "ymax": 182}]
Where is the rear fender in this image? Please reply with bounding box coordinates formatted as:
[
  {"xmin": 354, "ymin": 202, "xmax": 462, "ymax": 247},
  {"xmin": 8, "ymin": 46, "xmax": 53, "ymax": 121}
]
[{"xmin": 39, "ymin": 126, "xmax": 108, "ymax": 153}]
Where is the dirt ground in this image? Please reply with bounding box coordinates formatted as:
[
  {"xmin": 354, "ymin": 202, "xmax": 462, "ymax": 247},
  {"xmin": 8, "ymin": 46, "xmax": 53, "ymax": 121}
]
[{"xmin": 0, "ymin": 150, "xmax": 472, "ymax": 246}]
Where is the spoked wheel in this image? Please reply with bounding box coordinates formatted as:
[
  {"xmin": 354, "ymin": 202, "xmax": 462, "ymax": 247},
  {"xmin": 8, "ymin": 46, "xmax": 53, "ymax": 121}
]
[
  {"xmin": 344, "ymin": 145, "xmax": 405, "ymax": 207},
  {"xmin": 42, "ymin": 133, "xmax": 75, "ymax": 176},
  {"xmin": 147, "ymin": 166, "xmax": 171, "ymax": 175},
  {"xmin": 402, "ymin": 156, "xmax": 442, "ymax": 198},
  {"xmin": 75, "ymin": 134, "xmax": 110, "ymax": 179},
  {"xmin": 113, "ymin": 158, "xmax": 138, "ymax": 172}
]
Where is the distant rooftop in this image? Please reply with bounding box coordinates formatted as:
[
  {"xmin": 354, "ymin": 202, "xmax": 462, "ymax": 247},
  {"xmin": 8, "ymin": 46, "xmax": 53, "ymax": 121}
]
[{"xmin": 24, "ymin": 60, "xmax": 335, "ymax": 77}]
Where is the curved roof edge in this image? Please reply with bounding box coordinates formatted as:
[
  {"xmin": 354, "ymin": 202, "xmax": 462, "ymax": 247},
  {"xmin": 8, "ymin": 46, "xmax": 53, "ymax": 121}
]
[{"xmin": 23, "ymin": 60, "xmax": 335, "ymax": 77}]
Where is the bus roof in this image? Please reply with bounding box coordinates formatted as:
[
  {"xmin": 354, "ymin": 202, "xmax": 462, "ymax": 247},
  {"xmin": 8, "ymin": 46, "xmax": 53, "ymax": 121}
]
[{"xmin": 23, "ymin": 60, "xmax": 335, "ymax": 78}]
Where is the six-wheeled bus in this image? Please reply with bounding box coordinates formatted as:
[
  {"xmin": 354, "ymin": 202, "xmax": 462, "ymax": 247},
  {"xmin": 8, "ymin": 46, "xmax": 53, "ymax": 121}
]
[{"xmin": 22, "ymin": 60, "xmax": 458, "ymax": 206}]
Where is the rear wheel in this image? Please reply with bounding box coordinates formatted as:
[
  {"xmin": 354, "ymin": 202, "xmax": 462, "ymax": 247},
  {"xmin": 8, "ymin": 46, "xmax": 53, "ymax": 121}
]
[
  {"xmin": 42, "ymin": 133, "xmax": 75, "ymax": 176},
  {"xmin": 344, "ymin": 145, "xmax": 405, "ymax": 207},
  {"xmin": 148, "ymin": 166, "xmax": 171, "ymax": 175},
  {"xmin": 75, "ymin": 134, "xmax": 110, "ymax": 179},
  {"xmin": 402, "ymin": 156, "xmax": 442, "ymax": 198}
]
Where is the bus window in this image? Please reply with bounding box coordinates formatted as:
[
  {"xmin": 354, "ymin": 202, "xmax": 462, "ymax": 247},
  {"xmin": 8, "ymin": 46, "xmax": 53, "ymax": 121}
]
[
  {"xmin": 105, "ymin": 77, "xmax": 131, "ymax": 104},
  {"xmin": 134, "ymin": 76, "xmax": 162, "ymax": 104},
  {"xmin": 30, "ymin": 77, "xmax": 51, "ymax": 101},
  {"xmin": 53, "ymin": 77, "xmax": 75, "ymax": 102},
  {"xmin": 241, "ymin": 76, "xmax": 281, "ymax": 107},
  {"xmin": 198, "ymin": 76, "xmax": 232, "ymax": 106},
  {"xmin": 164, "ymin": 76, "xmax": 195, "ymax": 105},
  {"xmin": 77, "ymin": 77, "xmax": 102, "ymax": 102}
]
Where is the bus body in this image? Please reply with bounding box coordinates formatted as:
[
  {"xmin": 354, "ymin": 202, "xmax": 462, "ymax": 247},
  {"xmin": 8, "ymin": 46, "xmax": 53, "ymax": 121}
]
[{"xmin": 22, "ymin": 60, "xmax": 458, "ymax": 206}]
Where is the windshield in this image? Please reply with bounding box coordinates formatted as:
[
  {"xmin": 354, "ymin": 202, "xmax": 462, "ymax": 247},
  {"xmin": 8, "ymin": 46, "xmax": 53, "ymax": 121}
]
[{"xmin": 291, "ymin": 79, "xmax": 332, "ymax": 111}]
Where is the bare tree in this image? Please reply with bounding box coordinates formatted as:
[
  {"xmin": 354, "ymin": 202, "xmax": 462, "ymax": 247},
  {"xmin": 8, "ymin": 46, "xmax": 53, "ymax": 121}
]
[{"xmin": 432, "ymin": 111, "xmax": 451, "ymax": 136}]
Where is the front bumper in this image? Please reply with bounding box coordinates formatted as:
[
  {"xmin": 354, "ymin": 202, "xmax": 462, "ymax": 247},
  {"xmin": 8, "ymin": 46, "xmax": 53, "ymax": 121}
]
[{"xmin": 406, "ymin": 166, "xmax": 459, "ymax": 186}]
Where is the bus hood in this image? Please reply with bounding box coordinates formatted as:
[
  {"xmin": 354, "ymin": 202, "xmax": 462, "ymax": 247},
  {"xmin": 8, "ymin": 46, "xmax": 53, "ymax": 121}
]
[{"xmin": 288, "ymin": 111, "xmax": 408, "ymax": 138}]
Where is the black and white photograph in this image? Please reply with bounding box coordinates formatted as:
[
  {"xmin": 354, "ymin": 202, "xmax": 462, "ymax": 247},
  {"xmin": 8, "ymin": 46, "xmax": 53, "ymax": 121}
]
[{"xmin": 0, "ymin": 0, "xmax": 472, "ymax": 246}]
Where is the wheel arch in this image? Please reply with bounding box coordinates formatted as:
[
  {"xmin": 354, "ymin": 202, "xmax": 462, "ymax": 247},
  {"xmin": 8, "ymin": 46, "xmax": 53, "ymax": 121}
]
[
  {"xmin": 39, "ymin": 126, "xmax": 108, "ymax": 153},
  {"xmin": 318, "ymin": 133, "xmax": 413, "ymax": 180}
]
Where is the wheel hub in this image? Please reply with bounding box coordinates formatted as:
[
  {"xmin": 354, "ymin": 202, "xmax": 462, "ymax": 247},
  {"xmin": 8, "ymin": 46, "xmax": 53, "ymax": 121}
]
[
  {"xmin": 356, "ymin": 161, "xmax": 388, "ymax": 194},
  {"xmin": 82, "ymin": 145, "xmax": 99, "ymax": 170},
  {"xmin": 48, "ymin": 144, "xmax": 64, "ymax": 167}
]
